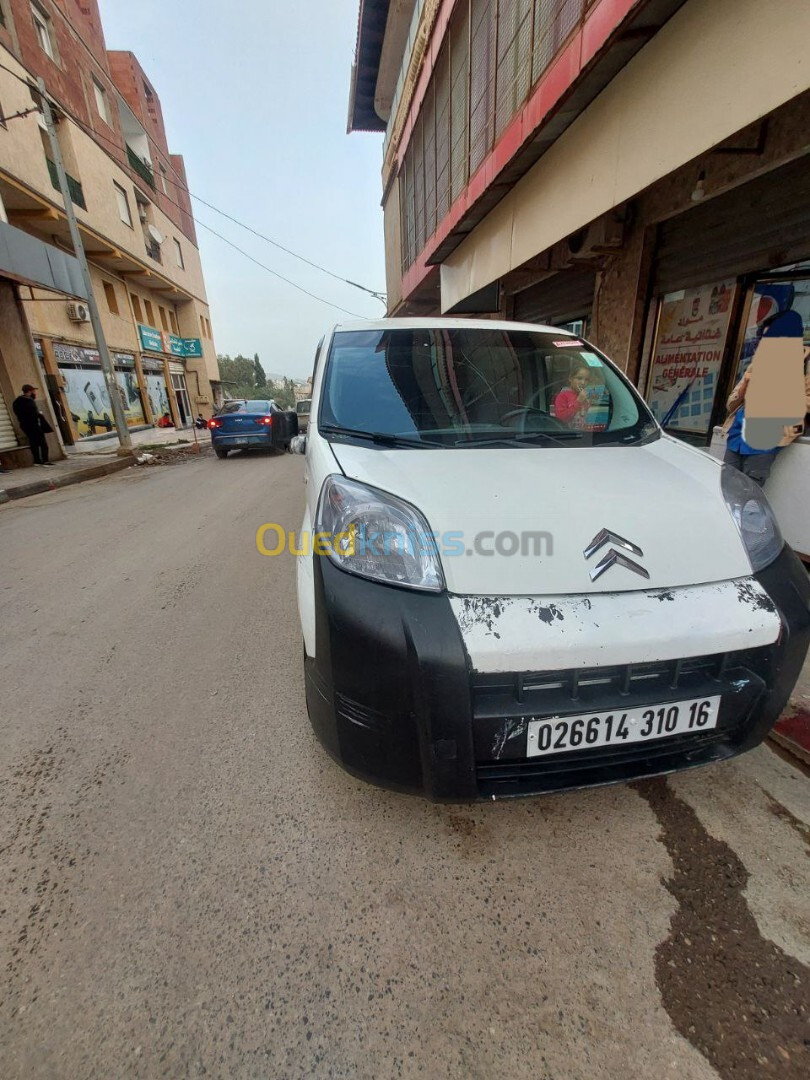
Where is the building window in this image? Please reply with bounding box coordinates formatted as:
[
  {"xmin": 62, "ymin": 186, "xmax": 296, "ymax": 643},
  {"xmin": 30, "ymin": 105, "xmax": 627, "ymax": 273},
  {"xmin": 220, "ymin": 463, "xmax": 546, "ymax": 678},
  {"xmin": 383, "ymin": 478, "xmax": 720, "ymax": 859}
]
[
  {"xmin": 159, "ymin": 164, "xmax": 169, "ymax": 195},
  {"xmin": 103, "ymin": 281, "xmax": 119, "ymax": 315},
  {"xmin": 130, "ymin": 293, "xmax": 143, "ymax": 322},
  {"xmin": 31, "ymin": 2, "xmax": 56, "ymax": 61},
  {"xmin": 158, "ymin": 305, "xmax": 168, "ymax": 332},
  {"xmin": 173, "ymin": 238, "xmax": 184, "ymax": 269},
  {"xmin": 114, "ymin": 181, "xmax": 132, "ymax": 227},
  {"xmin": 169, "ymin": 310, "xmax": 179, "ymax": 336},
  {"xmin": 199, "ymin": 314, "xmax": 206, "ymax": 338},
  {"xmin": 92, "ymin": 76, "xmax": 111, "ymax": 125},
  {"xmin": 143, "ymin": 299, "xmax": 155, "ymax": 327},
  {"xmin": 206, "ymin": 317, "xmax": 212, "ymax": 338}
]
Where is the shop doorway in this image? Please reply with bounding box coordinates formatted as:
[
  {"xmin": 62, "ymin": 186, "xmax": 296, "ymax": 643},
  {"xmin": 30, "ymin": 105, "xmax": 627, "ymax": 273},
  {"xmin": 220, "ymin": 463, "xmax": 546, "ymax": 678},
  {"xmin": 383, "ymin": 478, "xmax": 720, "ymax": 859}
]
[{"xmin": 171, "ymin": 372, "xmax": 192, "ymax": 427}]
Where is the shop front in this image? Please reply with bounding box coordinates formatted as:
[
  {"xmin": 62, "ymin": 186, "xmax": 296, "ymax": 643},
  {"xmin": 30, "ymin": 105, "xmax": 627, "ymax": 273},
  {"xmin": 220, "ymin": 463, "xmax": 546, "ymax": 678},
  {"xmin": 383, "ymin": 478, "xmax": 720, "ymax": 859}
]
[
  {"xmin": 137, "ymin": 325, "xmax": 201, "ymax": 429},
  {"xmin": 640, "ymin": 155, "xmax": 810, "ymax": 559},
  {"xmin": 48, "ymin": 343, "xmax": 147, "ymax": 440}
]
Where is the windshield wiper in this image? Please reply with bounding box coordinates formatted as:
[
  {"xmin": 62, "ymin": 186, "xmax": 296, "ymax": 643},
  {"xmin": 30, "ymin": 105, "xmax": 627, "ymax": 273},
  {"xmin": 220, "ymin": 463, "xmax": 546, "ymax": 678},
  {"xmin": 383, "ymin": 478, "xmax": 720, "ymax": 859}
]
[
  {"xmin": 319, "ymin": 424, "xmax": 443, "ymax": 449},
  {"xmin": 455, "ymin": 430, "xmax": 585, "ymax": 448}
]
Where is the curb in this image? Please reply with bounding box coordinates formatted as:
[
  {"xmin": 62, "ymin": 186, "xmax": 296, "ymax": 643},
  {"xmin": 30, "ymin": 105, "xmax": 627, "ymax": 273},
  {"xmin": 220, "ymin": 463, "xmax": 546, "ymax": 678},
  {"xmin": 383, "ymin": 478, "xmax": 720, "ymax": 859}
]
[
  {"xmin": 769, "ymin": 709, "xmax": 810, "ymax": 768},
  {"xmin": 0, "ymin": 455, "xmax": 135, "ymax": 504}
]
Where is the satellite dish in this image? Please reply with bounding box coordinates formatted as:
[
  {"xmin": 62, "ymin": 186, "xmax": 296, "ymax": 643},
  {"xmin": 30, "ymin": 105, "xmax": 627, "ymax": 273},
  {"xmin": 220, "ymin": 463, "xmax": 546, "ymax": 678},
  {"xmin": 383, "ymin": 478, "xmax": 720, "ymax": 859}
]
[{"xmin": 147, "ymin": 224, "xmax": 164, "ymax": 245}]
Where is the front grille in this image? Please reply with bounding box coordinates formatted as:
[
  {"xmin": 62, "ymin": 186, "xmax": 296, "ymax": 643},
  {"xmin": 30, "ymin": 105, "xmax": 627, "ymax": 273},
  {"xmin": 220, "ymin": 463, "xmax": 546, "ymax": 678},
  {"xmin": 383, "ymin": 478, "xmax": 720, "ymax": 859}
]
[
  {"xmin": 472, "ymin": 646, "xmax": 773, "ymax": 797},
  {"xmin": 473, "ymin": 649, "xmax": 772, "ymax": 710}
]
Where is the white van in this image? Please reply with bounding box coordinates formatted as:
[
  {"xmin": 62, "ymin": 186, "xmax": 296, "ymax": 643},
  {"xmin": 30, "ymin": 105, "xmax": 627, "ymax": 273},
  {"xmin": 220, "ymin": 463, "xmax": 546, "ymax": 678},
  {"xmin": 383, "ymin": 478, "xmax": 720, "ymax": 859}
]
[{"xmin": 294, "ymin": 319, "xmax": 810, "ymax": 800}]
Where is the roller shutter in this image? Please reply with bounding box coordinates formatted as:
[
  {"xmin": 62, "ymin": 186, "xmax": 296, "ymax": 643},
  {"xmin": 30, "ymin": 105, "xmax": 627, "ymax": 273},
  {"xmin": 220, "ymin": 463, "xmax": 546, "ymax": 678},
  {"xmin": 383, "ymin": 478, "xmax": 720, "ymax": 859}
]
[
  {"xmin": 0, "ymin": 387, "xmax": 18, "ymax": 451},
  {"xmin": 654, "ymin": 155, "xmax": 810, "ymax": 294},
  {"xmin": 513, "ymin": 269, "xmax": 595, "ymax": 325}
]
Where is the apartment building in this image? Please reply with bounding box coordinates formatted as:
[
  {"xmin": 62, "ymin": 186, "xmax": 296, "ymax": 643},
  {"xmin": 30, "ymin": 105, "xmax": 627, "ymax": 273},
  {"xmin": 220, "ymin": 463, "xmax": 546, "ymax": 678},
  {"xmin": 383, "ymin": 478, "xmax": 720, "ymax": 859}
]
[
  {"xmin": 349, "ymin": 0, "xmax": 810, "ymax": 557},
  {"xmin": 0, "ymin": 0, "xmax": 220, "ymax": 466}
]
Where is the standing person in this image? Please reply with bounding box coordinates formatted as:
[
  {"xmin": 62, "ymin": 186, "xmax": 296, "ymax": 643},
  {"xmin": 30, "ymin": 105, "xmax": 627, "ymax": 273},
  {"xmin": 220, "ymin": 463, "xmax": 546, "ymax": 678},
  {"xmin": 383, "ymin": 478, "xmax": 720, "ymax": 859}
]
[
  {"xmin": 553, "ymin": 362, "xmax": 591, "ymax": 428},
  {"xmin": 12, "ymin": 384, "xmax": 54, "ymax": 467}
]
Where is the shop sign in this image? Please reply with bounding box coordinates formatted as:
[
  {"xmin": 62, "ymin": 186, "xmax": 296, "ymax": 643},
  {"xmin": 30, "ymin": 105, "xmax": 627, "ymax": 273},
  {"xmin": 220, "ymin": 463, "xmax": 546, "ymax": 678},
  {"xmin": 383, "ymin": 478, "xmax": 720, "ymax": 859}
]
[
  {"xmin": 113, "ymin": 353, "xmax": 136, "ymax": 369},
  {"xmin": 181, "ymin": 337, "xmax": 203, "ymax": 357},
  {"xmin": 141, "ymin": 356, "xmax": 165, "ymax": 374},
  {"xmin": 54, "ymin": 343, "xmax": 101, "ymax": 367},
  {"xmin": 137, "ymin": 326, "xmax": 203, "ymax": 358},
  {"xmin": 646, "ymin": 280, "xmax": 737, "ymax": 435},
  {"xmin": 138, "ymin": 324, "xmax": 164, "ymax": 353}
]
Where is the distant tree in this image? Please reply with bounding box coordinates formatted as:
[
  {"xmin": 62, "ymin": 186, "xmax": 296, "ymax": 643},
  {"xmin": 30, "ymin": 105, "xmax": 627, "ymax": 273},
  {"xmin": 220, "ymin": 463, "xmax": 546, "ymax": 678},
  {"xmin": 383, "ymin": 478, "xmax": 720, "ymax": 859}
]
[{"xmin": 253, "ymin": 354, "xmax": 267, "ymax": 388}]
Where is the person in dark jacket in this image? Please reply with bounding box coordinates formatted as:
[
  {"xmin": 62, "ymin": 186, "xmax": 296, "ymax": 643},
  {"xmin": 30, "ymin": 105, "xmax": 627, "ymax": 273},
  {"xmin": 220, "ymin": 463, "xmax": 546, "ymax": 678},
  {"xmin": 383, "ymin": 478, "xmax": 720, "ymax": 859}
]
[{"xmin": 12, "ymin": 384, "xmax": 54, "ymax": 467}]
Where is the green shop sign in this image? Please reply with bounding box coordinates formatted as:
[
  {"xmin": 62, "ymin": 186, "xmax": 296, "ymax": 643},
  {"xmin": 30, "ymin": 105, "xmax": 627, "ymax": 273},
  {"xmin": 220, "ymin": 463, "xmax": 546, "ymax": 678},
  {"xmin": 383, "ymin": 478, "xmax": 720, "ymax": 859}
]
[{"xmin": 138, "ymin": 325, "xmax": 203, "ymax": 358}]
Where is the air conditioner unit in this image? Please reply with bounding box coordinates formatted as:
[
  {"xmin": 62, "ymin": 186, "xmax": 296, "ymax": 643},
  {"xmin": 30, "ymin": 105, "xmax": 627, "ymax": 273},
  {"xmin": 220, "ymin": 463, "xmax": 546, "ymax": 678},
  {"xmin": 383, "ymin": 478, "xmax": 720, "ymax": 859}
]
[
  {"xmin": 138, "ymin": 206, "xmax": 149, "ymax": 224},
  {"xmin": 566, "ymin": 215, "xmax": 625, "ymax": 261},
  {"xmin": 66, "ymin": 301, "xmax": 91, "ymax": 323}
]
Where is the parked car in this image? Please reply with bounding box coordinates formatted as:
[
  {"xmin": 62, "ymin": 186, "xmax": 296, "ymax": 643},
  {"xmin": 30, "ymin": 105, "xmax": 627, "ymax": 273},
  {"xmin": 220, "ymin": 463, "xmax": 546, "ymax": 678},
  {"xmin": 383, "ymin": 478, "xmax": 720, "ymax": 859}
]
[
  {"xmin": 209, "ymin": 399, "xmax": 298, "ymax": 458},
  {"xmin": 293, "ymin": 319, "xmax": 810, "ymax": 801},
  {"xmin": 296, "ymin": 398, "xmax": 311, "ymax": 434}
]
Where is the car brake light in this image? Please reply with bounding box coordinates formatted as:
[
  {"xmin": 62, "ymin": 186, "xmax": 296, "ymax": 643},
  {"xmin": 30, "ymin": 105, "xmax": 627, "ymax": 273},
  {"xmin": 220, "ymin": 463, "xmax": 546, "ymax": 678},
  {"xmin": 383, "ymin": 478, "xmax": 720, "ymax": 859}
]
[
  {"xmin": 208, "ymin": 418, "xmax": 221, "ymax": 428},
  {"xmin": 256, "ymin": 416, "xmax": 274, "ymax": 426}
]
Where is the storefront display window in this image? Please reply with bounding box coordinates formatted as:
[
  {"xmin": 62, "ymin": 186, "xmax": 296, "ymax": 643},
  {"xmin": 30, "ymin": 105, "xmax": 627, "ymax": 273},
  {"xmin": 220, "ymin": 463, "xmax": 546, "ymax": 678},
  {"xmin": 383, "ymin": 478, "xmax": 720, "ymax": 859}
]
[
  {"xmin": 54, "ymin": 345, "xmax": 145, "ymax": 438},
  {"xmin": 734, "ymin": 276, "xmax": 810, "ymax": 385}
]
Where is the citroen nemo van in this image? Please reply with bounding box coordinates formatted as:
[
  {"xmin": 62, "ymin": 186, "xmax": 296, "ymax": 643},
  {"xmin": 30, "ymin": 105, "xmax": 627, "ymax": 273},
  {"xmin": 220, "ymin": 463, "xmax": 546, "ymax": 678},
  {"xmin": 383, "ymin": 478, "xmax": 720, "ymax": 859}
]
[{"xmin": 294, "ymin": 319, "xmax": 810, "ymax": 800}]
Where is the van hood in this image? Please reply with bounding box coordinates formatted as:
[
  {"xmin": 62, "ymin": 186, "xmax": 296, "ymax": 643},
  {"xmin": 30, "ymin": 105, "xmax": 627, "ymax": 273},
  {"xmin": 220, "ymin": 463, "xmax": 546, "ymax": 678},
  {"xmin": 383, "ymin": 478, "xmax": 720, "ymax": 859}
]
[{"xmin": 328, "ymin": 436, "xmax": 753, "ymax": 596}]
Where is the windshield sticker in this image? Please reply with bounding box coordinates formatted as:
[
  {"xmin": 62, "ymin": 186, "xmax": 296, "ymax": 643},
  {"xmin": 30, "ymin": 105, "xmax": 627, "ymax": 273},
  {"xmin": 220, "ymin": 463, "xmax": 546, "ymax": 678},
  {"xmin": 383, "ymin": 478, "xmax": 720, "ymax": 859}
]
[
  {"xmin": 580, "ymin": 352, "xmax": 603, "ymax": 367},
  {"xmin": 553, "ymin": 339, "xmax": 583, "ymax": 348}
]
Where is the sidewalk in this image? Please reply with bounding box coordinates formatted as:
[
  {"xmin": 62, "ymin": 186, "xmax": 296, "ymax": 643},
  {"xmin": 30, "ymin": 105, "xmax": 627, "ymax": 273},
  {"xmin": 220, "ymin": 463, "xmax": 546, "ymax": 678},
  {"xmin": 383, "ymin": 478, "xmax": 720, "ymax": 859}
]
[
  {"xmin": 0, "ymin": 450, "xmax": 134, "ymax": 503},
  {"xmin": 69, "ymin": 425, "xmax": 211, "ymax": 454}
]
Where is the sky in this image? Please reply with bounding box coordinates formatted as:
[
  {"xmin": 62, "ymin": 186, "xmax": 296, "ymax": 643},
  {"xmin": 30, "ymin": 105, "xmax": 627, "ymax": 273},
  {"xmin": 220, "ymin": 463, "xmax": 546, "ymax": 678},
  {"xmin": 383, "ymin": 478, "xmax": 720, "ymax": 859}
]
[{"xmin": 98, "ymin": 0, "xmax": 387, "ymax": 380}]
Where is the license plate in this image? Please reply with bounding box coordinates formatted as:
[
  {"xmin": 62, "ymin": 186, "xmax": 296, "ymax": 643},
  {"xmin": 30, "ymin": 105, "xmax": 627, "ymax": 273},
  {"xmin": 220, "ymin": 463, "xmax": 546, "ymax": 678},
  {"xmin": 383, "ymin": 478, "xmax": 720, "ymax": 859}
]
[
  {"xmin": 231, "ymin": 438, "xmax": 250, "ymax": 446},
  {"xmin": 526, "ymin": 696, "xmax": 720, "ymax": 757}
]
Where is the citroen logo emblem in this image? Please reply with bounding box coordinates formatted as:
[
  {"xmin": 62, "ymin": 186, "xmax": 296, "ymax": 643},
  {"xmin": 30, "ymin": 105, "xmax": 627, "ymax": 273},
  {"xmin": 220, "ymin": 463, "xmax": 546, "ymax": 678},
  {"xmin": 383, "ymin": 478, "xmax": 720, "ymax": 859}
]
[{"xmin": 584, "ymin": 528, "xmax": 649, "ymax": 582}]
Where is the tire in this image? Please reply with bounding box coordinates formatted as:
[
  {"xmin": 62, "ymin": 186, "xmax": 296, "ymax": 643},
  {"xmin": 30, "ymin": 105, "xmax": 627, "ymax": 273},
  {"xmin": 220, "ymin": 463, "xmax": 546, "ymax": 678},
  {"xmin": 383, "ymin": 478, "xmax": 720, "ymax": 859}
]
[{"xmin": 214, "ymin": 446, "xmax": 229, "ymax": 459}]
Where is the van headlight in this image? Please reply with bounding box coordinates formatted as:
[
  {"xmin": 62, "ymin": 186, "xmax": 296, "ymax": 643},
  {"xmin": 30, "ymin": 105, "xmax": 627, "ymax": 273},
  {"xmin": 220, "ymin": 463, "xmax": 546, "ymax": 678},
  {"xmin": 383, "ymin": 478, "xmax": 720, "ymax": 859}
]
[
  {"xmin": 721, "ymin": 465, "xmax": 783, "ymax": 571},
  {"xmin": 315, "ymin": 475, "xmax": 445, "ymax": 592}
]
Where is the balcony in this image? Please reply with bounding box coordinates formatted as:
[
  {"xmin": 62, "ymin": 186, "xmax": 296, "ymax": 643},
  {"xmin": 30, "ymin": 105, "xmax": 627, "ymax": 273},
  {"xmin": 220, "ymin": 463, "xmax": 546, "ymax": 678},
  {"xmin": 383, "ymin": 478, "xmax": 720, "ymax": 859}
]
[
  {"xmin": 126, "ymin": 144, "xmax": 156, "ymax": 189},
  {"xmin": 145, "ymin": 239, "xmax": 162, "ymax": 263},
  {"xmin": 45, "ymin": 158, "xmax": 87, "ymax": 210}
]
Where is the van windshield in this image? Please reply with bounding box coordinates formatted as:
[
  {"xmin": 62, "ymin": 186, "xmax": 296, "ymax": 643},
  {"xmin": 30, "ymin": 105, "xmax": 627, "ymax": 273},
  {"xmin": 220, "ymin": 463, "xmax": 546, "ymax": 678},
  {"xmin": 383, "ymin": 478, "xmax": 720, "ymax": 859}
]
[{"xmin": 320, "ymin": 328, "xmax": 657, "ymax": 448}]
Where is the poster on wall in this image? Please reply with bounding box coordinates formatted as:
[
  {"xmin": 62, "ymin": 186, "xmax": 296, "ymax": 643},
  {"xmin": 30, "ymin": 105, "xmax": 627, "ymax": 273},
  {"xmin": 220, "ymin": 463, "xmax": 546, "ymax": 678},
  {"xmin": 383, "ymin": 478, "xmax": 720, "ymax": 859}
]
[
  {"xmin": 60, "ymin": 366, "xmax": 145, "ymax": 438},
  {"xmin": 146, "ymin": 373, "xmax": 171, "ymax": 423},
  {"xmin": 646, "ymin": 280, "xmax": 737, "ymax": 435}
]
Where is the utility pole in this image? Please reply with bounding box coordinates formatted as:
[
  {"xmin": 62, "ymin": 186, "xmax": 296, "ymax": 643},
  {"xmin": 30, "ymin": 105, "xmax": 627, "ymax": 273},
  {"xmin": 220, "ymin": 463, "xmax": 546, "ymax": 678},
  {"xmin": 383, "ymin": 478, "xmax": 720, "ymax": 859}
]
[{"xmin": 38, "ymin": 78, "xmax": 132, "ymax": 452}]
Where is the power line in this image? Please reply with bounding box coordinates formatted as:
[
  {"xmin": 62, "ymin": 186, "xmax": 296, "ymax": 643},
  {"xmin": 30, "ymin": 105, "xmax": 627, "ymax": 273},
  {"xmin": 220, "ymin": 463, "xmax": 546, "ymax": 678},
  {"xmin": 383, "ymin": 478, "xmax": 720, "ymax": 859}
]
[{"xmin": 192, "ymin": 218, "xmax": 366, "ymax": 319}]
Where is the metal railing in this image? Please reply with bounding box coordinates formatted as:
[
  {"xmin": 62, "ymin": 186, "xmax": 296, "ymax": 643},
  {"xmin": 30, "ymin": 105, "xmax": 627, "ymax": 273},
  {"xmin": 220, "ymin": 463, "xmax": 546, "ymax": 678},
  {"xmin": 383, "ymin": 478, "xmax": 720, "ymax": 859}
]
[
  {"xmin": 145, "ymin": 239, "xmax": 162, "ymax": 263},
  {"xmin": 45, "ymin": 157, "xmax": 87, "ymax": 210},
  {"xmin": 126, "ymin": 144, "xmax": 156, "ymax": 189}
]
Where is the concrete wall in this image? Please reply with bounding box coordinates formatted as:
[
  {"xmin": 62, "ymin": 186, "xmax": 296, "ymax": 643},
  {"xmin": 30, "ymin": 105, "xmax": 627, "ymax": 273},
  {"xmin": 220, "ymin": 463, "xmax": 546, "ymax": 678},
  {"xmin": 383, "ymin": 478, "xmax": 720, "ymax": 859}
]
[
  {"xmin": 592, "ymin": 89, "xmax": 810, "ymax": 377},
  {"xmin": 440, "ymin": 0, "xmax": 810, "ymax": 311}
]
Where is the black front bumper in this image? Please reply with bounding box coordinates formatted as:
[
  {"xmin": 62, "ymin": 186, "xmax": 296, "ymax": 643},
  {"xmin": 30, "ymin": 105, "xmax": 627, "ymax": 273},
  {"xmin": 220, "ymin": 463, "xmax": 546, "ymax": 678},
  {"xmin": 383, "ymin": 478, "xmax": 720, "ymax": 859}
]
[{"xmin": 304, "ymin": 548, "xmax": 810, "ymax": 801}]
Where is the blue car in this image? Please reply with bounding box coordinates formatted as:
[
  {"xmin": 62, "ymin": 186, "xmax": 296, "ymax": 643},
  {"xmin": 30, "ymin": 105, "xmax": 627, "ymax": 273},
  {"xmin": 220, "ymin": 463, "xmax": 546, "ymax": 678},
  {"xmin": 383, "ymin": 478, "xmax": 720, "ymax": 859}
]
[{"xmin": 208, "ymin": 399, "xmax": 298, "ymax": 458}]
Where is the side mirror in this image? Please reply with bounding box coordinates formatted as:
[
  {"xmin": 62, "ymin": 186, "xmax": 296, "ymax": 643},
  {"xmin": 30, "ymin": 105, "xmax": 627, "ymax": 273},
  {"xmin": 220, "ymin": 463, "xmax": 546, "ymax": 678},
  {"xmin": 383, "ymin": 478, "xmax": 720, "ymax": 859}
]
[{"xmin": 290, "ymin": 434, "xmax": 307, "ymax": 455}]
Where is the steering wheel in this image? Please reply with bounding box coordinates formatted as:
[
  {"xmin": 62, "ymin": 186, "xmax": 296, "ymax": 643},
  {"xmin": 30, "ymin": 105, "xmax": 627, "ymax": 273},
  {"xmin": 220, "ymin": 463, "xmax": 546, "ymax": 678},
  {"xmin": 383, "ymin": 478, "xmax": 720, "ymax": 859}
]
[{"xmin": 500, "ymin": 405, "xmax": 570, "ymax": 432}]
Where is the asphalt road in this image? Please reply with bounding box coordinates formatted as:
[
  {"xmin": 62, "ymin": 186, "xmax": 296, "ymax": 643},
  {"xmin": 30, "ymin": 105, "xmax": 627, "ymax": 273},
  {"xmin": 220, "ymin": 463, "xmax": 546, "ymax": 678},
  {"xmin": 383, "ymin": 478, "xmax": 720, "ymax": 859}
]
[{"xmin": 1, "ymin": 450, "xmax": 809, "ymax": 1080}]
